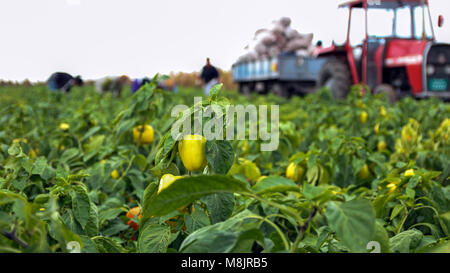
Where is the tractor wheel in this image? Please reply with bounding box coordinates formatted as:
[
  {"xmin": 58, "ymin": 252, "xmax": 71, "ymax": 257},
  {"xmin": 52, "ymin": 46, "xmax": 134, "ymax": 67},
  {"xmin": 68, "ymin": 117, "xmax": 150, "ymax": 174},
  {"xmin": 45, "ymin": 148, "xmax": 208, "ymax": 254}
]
[
  {"xmin": 285, "ymin": 83, "xmax": 303, "ymax": 96},
  {"xmin": 239, "ymin": 83, "xmax": 252, "ymax": 95},
  {"xmin": 374, "ymin": 84, "xmax": 397, "ymax": 104},
  {"xmin": 255, "ymin": 82, "xmax": 267, "ymax": 94},
  {"xmin": 272, "ymin": 83, "xmax": 289, "ymax": 98},
  {"xmin": 318, "ymin": 59, "xmax": 352, "ymax": 99}
]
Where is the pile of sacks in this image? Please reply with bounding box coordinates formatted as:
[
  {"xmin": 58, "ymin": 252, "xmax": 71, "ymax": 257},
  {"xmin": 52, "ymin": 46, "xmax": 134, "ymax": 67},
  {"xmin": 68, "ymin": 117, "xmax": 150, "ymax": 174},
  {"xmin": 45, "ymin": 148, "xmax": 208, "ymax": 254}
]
[{"xmin": 237, "ymin": 17, "xmax": 314, "ymax": 62}]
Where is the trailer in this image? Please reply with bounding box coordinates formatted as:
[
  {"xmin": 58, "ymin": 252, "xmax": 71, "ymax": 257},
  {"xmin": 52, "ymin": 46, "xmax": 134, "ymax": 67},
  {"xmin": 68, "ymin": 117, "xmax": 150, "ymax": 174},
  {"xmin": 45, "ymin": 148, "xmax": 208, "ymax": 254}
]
[{"xmin": 232, "ymin": 54, "xmax": 327, "ymax": 97}]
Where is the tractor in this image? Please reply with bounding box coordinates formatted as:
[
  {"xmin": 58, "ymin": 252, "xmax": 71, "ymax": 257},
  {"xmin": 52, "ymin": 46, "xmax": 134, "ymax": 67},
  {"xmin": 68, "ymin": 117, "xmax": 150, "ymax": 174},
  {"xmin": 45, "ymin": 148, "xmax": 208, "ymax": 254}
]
[{"xmin": 318, "ymin": 0, "xmax": 449, "ymax": 101}]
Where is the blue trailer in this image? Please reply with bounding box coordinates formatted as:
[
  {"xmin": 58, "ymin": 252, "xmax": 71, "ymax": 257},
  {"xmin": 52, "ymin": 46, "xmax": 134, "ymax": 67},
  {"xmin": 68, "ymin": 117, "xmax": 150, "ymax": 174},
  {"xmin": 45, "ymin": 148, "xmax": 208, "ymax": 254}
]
[{"xmin": 232, "ymin": 53, "xmax": 328, "ymax": 96}]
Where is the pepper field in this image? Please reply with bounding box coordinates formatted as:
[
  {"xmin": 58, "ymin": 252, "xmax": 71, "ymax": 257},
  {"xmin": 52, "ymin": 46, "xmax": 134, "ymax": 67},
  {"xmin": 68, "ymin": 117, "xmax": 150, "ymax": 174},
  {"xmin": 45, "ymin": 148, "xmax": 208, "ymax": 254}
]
[{"xmin": 0, "ymin": 78, "xmax": 449, "ymax": 253}]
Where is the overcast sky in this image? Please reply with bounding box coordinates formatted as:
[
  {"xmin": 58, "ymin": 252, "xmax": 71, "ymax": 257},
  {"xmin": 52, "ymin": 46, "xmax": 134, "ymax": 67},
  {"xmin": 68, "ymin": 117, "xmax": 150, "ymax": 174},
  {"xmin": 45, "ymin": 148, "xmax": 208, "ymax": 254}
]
[{"xmin": 1, "ymin": 0, "xmax": 449, "ymax": 82}]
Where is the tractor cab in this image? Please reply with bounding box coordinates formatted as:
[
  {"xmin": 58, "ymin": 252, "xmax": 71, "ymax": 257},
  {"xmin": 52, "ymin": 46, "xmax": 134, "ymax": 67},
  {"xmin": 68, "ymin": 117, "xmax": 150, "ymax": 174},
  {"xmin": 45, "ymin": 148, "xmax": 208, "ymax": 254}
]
[
  {"xmin": 318, "ymin": 0, "xmax": 449, "ymax": 100},
  {"xmin": 343, "ymin": 0, "xmax": 434, "ymax": 88}
]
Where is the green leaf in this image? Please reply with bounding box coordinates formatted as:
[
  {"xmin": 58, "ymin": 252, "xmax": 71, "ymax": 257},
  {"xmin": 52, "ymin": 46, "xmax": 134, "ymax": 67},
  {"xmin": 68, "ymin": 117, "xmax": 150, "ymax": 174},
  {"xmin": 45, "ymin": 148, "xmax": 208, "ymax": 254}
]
[
  {"xmin": 390, "ymin": 204, "xmax": 405, "ymax": 220},
  {"xmin": 231, "ymin": 228, "xmax": 265, "ymax": 253},
  {"xmin": 371, "ymin": 222, "xmax": 390, "ymax": 253},
  {"xmin": 185, "ymin": 204, "xmax": 211, "ymax": 232},
  {"xmin": 209, "ymin": 83, "xmax": 223, "ymax": 100},
  {"xmin": 70, "ymin": 186, "xmax": 91, "ymax": 229},
  {"xmin": 372, "ymin": 194, "xmax": 396, "ymax": 218},
  {"xmin": 41, "ymin": 166, "xmax": 55, "ymax": 180},
  {"xmin": 302, "ymin": 183, "xmax": 333, "ymax": 202},
  {"xmin": 182, "ymin": 230, "xmax": 238, "ymax": 253},
  {"xmin": 34, "ymin": 194, "xmax": 50, "ymax": 204},
  {"xmin": 60, "ymin": 148, "xmax": 80, "ymax": 164},
  {"xmin": 439, "ymin": 211, "xmax": 450, "ymax": 236},
  {"xmin": 252, "ymin": 176, "xmax": 300, "ymax": 195},
  {"xmin": 306, "ymin": 165, "xmax": 320, "ymax": 185},
  {"xmin": 12, "ymin": 177, "xmax": 27, "ymax": 191},
  {"xmin": 84, "ymin": 135, "xmax": 105, "ymax": 153},
  {"xmin": 201, "ymin": 193, "xmax": 235, "ymax": 224},
  {"xmin": 155, "ymin": 133, "xmax": 175, "ymax": 164},
  {"xmin": 102, "ymin": 222, "xmax": 129, "ymax": 237},
  {"xmin": 141, "ymin": 182, "xmax": 158, "ymax": 221},
  {"xmin": 81, "ymin": 126, "xmax": 101, "ymax": 142},
  {"xmin": 138, "ymin": 223, "xmax": 172, "ymax": 253},
  {"xmin": 0, "ymin": 211, "xmax": 13, "ymax": 227},
  {"xmin": 145, "ymin": 175, "xmax": 251, "ymax": 217},
  {"xmin": 79, "ymin": 236, "xmax": 98, "ymax": 253},
  {"xmin": 0, "ymin": 190, "xmax": 26, "ymax": 205},
  {"xmin": 85, "ymin": 203, "xmax": 99, "ymax": 237},
  {"xmin": 99, "ymin": 208, "xmax": 125, "ymax": 225},
  {"xmin": 83, "ymin": 135, "xmax": 105, "ymax": 162},
  {"xmin": 21, "ymin": 157, "xmax": 33, "ymax": 174},
  {"xmin": 32, "ymin": 156, "xmax": 47, "ymax": 176},
  {"xmin": 92, "ymin": 236, "xmax": 126, "ymax": 253},
  {"xmin": 406, "ymin": 188, "xmax": 415, "ymax": 199},
  {"xmin": 419, "ymin": 240, "xmax": 450, "ymax": 253},
  {"xmin": 180, "ymin": 210, "xmax": 259, "ymax": 253},
  {"xmin": 134, "ymin": 154, "xmax": 147, "ymax": 172},
  {"xmin": 389, "ymin": 229, "xmax": 423, "ymax": 253},
  {"xmin": 430, "ymin": 185, "xmax": 450, "ymax": 212},
  {"xmin": 115, "ymin": 118, "xmax": 139, "ymax": 139},
  {"xmin": 8, "ymin": 143, "xmax": 23, "ymax": 157},
  {"xmin": 206, "ymin": 140, "xmax": 234, "ymax": 175},
  {"xmin": 325, "ymin": 199, "xmax": 376, "ymax": 252}
]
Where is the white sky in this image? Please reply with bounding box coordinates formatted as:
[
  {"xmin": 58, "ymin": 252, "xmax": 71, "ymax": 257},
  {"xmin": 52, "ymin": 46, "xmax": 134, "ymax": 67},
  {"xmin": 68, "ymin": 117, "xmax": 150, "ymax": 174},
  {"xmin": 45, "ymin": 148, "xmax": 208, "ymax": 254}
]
[{"xmin": 0, "ymin": 0, "xmax": 449, "ymax": 82}]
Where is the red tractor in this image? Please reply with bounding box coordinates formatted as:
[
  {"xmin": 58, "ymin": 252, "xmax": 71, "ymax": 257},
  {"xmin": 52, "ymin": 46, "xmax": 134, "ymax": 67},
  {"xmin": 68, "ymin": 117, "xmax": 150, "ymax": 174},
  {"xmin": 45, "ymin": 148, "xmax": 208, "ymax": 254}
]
[{"xmin": 317, "ymin": 0, "xmax": 449, "ymax": 101}]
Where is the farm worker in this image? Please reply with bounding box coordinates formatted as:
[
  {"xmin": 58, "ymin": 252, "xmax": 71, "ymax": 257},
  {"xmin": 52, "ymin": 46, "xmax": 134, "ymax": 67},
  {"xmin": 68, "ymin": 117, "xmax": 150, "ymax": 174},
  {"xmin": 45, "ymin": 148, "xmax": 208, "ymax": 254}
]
[
  {"xmin": 95, "ymin": 75, "xmax": 131, "ymax": 97},
  {"xmin": 47, "ymin": 72, "xmax": 83, "ymax": 93},
  {"xmin": 131, "ymin": 77, "xmax": 151, "ymax": 93},
  {"xmin": 200, "ymin": 58, "xmax": 219, "ymax": 96}
]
